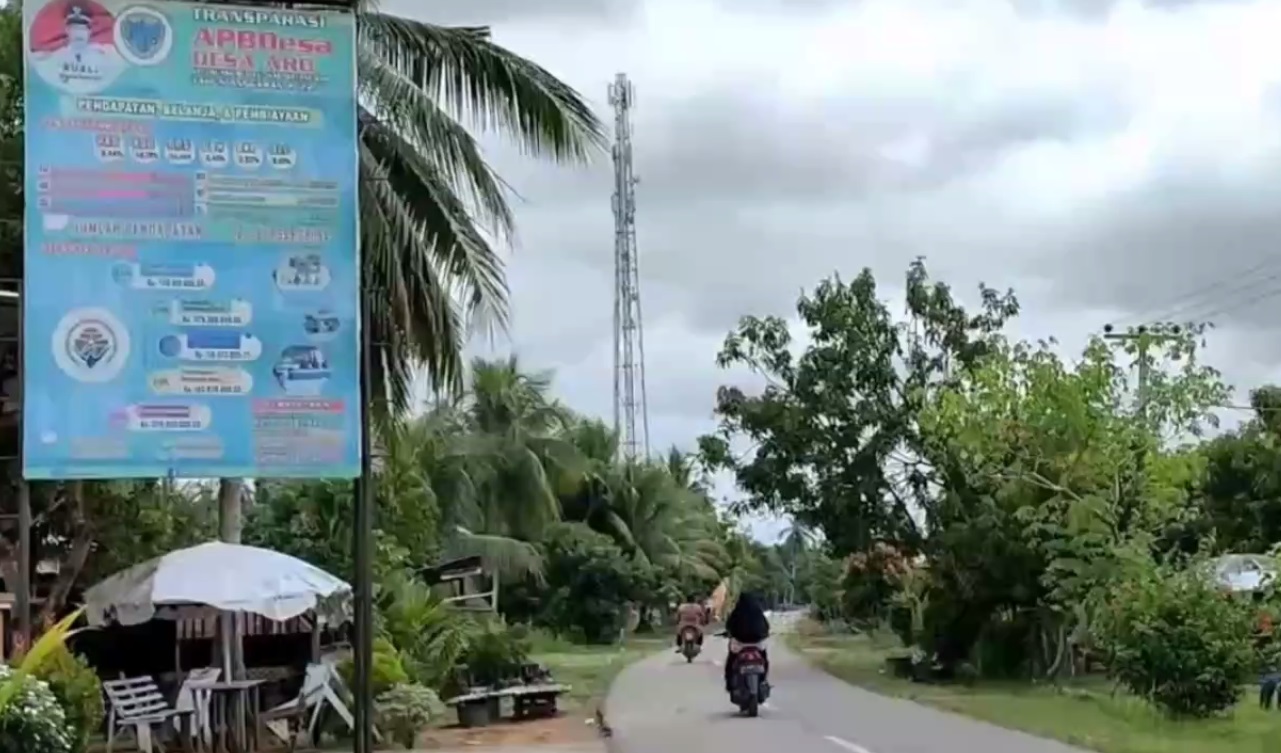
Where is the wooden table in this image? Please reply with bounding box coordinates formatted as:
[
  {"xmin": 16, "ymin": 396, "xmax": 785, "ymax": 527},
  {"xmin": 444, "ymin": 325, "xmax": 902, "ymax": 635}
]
[{"xmin": 191, "ymin": 679, "xmax": 264, "ymax": 753}]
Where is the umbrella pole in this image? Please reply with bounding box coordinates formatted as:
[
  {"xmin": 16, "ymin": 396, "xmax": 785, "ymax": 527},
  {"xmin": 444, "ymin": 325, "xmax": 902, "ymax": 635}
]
[
  {"xmin": 221, "ymin": 621, "xmax": 232, "ymax": 679},
  {"xmin": 351, "ymin": 280, "xmax": 374, "ymax": 753}
]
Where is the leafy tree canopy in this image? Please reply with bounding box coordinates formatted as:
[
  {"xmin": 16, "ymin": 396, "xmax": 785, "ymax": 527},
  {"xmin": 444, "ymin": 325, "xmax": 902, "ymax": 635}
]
[{"xmin": 700, "ymin": 259, "xmax": 1017, "ymax": 554}]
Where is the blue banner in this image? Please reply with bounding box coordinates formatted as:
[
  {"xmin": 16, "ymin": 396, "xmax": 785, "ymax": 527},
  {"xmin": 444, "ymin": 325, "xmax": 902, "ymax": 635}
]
[{"xmin": 22, "ymin": 0, "xmax": 361, "ymax": 479}]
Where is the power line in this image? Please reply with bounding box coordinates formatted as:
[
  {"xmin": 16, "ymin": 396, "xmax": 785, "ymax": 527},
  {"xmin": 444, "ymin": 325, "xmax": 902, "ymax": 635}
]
[
  {"xmin": 1118, "ymin": 255, "xmax": 1281, "ymax": 329},
  {"xmin": 1191, "ymin": 280, "xmax": 1281, "ymax": 325},
  {"xmin": 1125, "ymin": 256, "xmax": 1281, "ymax": 325},
  {"xmin": 1150, "ymin": 268, "xmax": 1281, "ymax": 324}
]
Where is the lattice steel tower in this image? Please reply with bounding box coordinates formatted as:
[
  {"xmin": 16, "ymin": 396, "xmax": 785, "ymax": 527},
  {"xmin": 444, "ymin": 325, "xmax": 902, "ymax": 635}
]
[{"xmin": 609, "ymin": 73, "xmax": 650, "ymax": 460}]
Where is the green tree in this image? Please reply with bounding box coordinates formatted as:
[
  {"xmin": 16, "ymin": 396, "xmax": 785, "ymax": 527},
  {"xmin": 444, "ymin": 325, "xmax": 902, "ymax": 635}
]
[
  {"xmin": 915, "ymin": 330, "xmax": 1225, "ymax": 674},
  {"xmin": 520, "ymin": 522, "xmax": 652, "ymax": 644},
  {"xmin": 699, "ymin": 259, "xmax": 1017, "ymax": 554},
  {"xmin": 1198, "ymin": 386, "xmax": 1281, "ymax": 553},
  {"xmin": 776, "ymin": 520, "xmax": 819, "ymax": 605},
  {"xmin": 559, "ymin": 425, "xmax": 726, "ymax": 594},
  {"xmin": 458, "ymin": 357, "xmax": 579, "ymax": 542},
  {"xmin": 0, "ymin": 3, "xmax": 21, "ymax": 272},
  {"xmin": 246, "ymin": 477, "xmax": 433, "ymax": 582}
]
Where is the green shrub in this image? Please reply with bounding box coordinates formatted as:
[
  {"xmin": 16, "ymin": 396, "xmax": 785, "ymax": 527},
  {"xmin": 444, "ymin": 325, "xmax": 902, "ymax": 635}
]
[
  {"xmin": 461, "ymin": 619, "xmax": 530, "ymax": 686},
  {"xmin": 32, "ymin": 646, "xmax": 103, "ymax": 753},
  {"xmin": 536, "ymin": 523, "xmax": 651, "ymax": 643},
  {"xmin": 375, "ymin": 570, "xmax": 472, "ymax": 689},
  {"xmin": 0, "ymin": 664, "xmax": 73, "ymax": 753},
  {"xmin": 338, "ymin": 637, "xmax": 409, "ymax": 699},
  {"xmin": 1094, "ymin": 560, "xmax": 1255, "ymax": 717},
  {"xmin": 374, "ymin": 683, "xmax": 443, "ymax": 749}
]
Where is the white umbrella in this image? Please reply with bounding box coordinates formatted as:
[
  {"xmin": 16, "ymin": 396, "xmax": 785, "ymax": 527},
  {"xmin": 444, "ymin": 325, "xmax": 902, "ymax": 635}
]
[{"xmin": 84, "ymin": 541, "xmax": 351, "ymax": 627}]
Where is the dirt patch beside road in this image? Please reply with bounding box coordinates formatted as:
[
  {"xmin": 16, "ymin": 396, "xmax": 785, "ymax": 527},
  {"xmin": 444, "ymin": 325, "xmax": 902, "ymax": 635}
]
[{"xmin": 419, "ymin": 714, "xmax": 598, "ymax": 749}]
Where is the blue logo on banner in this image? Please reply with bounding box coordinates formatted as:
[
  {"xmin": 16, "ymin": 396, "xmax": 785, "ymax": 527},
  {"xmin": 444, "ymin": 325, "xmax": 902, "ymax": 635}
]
[
  {"xmin": 70, "ymin": 322, "xmax": 115, "ymax": 369},
  {"xmin": 120, "ymin": 11, "xmax": 166, "ymax": 61}
]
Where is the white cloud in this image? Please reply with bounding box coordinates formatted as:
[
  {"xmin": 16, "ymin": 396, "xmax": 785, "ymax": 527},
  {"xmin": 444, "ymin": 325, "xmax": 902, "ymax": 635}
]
[{"xmin": 392, "ymin": 0, "xmax": 1281, "ymax": 538}]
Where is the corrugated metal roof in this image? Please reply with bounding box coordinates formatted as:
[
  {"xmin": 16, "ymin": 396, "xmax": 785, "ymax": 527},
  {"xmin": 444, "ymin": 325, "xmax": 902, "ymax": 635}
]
[{"xmin": 1210, "ymin": 554, "xmax": 1276, "ymax": 592}]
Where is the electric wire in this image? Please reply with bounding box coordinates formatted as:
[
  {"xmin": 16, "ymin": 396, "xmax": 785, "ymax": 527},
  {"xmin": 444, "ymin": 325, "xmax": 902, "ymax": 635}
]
[
  {"xmin": 1130, "ymin": 256, "xmax": 1279, "ymax": 323},
  {"xmin": 1189, "ymin": 276, "xmax": 1281, "ymax": 326},
  {"xmin": 1147, "ymin": 266, "xmax": 1281, "ymax": 325},
  {"xmin": 1116, "ymin": 256, "xmax": 1281, "ymax": 328}
]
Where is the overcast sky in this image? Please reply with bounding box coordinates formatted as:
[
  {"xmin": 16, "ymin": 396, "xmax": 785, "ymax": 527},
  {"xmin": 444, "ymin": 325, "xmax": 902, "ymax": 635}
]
[{"xmin": 391, "ymin": 0, "xmax": 1281, "ymax": 541}]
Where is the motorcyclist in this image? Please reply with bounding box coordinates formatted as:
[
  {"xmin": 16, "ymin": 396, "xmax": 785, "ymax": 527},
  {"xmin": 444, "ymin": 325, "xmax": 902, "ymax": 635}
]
[
  {"xmin": 674, "ymin": 596, "xmax": 706, "ymax": 652},
  {"xmin": 723, "ymin": 591, "xmax": 770, "ymax": 691}
]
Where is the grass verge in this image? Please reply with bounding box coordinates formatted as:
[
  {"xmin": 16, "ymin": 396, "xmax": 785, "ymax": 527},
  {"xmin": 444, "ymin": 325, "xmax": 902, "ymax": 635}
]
[
  {"xmin": 533, "ymin": 635, "xmax": 666, "ymax": 715},
  {"xmin": 415, "ymin": 635, "xmax": 663, "ymax": 749},
  {"xmin": 788, "ymin": 631, "xmax": 1281, "ymax": 753}
]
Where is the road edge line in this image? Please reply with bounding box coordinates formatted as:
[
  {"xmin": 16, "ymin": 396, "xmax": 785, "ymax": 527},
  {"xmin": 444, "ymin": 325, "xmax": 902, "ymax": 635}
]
[{"xmin": 824, "ymin": 734, "xmax": 874, "ymax": 753}]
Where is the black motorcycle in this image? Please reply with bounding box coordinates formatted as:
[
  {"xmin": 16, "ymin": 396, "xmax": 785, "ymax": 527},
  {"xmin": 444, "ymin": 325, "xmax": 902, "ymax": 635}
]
[{"xmin": 679, "ymin": 625, "xmax": 702, "ymax": 663}]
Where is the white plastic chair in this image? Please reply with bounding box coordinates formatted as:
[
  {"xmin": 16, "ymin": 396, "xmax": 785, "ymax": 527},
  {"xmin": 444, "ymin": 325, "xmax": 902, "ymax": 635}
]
[
  {"xmin": 263, "ymin": 662, "xmax": 377, "ymax": 746},
  {"xmin": 103, "ymin": 676, "xmax": 191, "ymax": 753},
  {"xmin": 173, "ymin": 667, "xmax": 221, "ymax": 747}
]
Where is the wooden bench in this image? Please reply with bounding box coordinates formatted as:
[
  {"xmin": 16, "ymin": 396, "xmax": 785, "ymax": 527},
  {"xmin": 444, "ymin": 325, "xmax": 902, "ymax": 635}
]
[
  {"xmin": 507, "ymin": 683, "xmax": 569, "ymax": 720},
  {"xmin": 444, "ymin": 683, "xmax": 571, "ymax": 727},
  {"xmin": 103, "ymin": 676, "xmax": 195, "ymax": 753}
]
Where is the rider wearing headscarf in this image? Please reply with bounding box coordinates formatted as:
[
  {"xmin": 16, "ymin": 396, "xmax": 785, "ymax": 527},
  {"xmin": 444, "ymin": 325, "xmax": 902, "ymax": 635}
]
[{"xmin": 724, "ymin": 591, "xmax": 770, "ymax": 689}]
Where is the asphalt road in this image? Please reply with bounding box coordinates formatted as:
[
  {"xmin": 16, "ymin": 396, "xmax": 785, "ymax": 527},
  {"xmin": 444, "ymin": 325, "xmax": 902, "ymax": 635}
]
[{"xmin": 604, "ymin": 635, "xmax": 1093, "ymax": 753}]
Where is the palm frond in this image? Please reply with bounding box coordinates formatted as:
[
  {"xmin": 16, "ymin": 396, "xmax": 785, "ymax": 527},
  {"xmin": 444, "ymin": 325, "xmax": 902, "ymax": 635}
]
[
  {"xmin": 360, "ymin": 16, "xmax": 605, "ymax": 162},
  {"xmin": 359, "ymin": 119, "xmax": 497, "ymax": 402},
  {"xmin": 358, "ymin": 45, "xmax": 516, "ymax": 237}
]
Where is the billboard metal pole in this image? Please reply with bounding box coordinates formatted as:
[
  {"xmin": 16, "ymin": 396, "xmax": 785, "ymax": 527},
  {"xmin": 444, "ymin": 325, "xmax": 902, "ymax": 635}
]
[
  {"xmin": 347, "ymin": 5, "xmax": 372, "ymax": 750},
  {"xmin": 351, "ymin": 282, "xmax": 374, "ymax": 753},
  {"xmin": 15, "ymin": 277, "xmax": 28, "ymax": 648},
  {"xmin": 15, "ymin": 480, "xmax": 29, "ymax": 646}
]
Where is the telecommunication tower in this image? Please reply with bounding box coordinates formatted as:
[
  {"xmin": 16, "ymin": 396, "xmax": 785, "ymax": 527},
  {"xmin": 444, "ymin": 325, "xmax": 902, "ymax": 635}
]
[{"xmin": 609, "ymin": 73, "xmax": 650, "ymax": 460}]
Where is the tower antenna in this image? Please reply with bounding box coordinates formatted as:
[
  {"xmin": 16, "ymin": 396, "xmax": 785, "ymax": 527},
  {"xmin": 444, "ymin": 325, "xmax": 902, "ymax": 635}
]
[{"xmin": 609, "ymin": 73, "xmax": 649, "ymax": 461}]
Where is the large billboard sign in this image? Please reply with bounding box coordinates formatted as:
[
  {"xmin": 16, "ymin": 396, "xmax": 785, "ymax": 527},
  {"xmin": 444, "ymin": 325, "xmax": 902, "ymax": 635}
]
[{"xmin": 22, "ymin": 0, "xmax": 361, "ymax": 479}]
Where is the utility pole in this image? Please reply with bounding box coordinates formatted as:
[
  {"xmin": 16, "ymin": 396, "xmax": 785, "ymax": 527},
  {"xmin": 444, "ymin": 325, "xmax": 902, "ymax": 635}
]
[
  {"xmin": 1102, "ymin": 322, "xmax": 1185, "ymax": 424},
  {"xmin": 609, "ymin": 73, "xmax": 650, "ymax": 461},
  {"xmin": 1102, "ymin": 322, "xmax": 1185, "ymax": 532}
]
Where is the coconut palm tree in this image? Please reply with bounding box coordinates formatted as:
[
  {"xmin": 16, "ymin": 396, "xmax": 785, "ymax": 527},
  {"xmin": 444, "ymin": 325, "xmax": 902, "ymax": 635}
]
[
  {"xmin": 559, "ymin": 418, "xmax": 629, "ymax": 536},
  {"xmin": 607, "ymin": 458, "xmax": 724, "ymax": 579},
  {"xmin": 219, "ymin": 15, "xmax": 603, "ymax": 538},
  {"xmin": 381, "ymin": 357, "xmax": 583, "ymax": 578},
  {"xmin": 777, "ymin": 519, "xmax": 818, "ymax": 605},
  {"xmin": 357, "ymin": 20, "xmax": 602, "ymax": 404},
  {"xmin": 561, "ymin": 441, "xmax": 726, "ymax": 582},
  {"xmin": 460, "ymin": 357, "xmax": 582, "ymax": 539}
]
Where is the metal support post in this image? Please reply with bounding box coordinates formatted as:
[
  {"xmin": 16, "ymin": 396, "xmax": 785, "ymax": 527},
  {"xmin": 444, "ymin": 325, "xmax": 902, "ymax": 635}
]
[
  {"xmin": 15, "ymin": 277, "xmax": 28, "ymax": 649},
  {"xmin": 351, "ymin": 283, "xmax": 374, "ymax": 753},
  {"xmin": 15, "ymin": 479, "xmax": 29, "ymax": 646}
]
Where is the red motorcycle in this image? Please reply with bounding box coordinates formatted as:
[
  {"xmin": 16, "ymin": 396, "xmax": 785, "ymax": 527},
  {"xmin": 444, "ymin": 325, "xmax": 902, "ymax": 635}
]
[{"xmin": 725, "ymin": 637, "xmax": 770, "ymax": 716}]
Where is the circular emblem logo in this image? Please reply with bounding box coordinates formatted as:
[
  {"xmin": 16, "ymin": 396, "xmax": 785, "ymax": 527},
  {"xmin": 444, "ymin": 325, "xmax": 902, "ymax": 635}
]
[
  {"xmin": 26, "ymin": 0, "xmax": 125, "ymax": 94},
  {"xmin": 113, "ymin": 5, "xmax": 172, "ymax": 66},
  {"xmin": 51, "ymin": 307, "xmax": 131, "ymax": 383}
]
